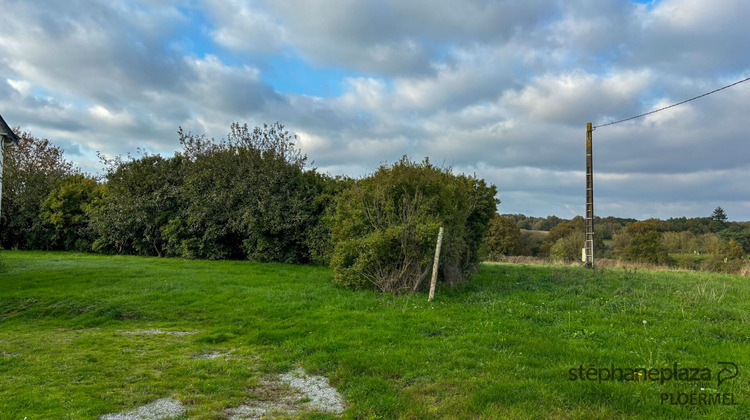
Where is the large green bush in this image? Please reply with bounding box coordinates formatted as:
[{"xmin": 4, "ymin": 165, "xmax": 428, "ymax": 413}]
[
  {"xmin": 166, "ymin": 122, "xmax": 337, "ymax": 263},
  {"xmin": 39, "ymin": 174, "xmax": 101, "ymax": 251},
  {"xmin": 69, "ymin": 122, "xmax": 339, "ymax": 263},
  {"xmin": 89, "ymin": 153, "xmax": 185, "ymax": 256},
  {"xmin": 330, "ymin": 157, "xmax": 497, "ymax": 293}
]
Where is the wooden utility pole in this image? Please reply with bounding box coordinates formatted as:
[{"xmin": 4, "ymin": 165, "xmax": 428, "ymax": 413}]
[
  {"xmin": 428, "ymin": 227, "xmax": 444, "ymax": 301},
  {"xmin": 584, "ymin": 123, "xmax": 595, "ymax": 268}
]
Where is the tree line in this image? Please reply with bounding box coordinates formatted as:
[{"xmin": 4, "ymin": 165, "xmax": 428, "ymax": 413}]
[
  {"xmin": 5, "ymin": 123, "xmax": 746, "ymax": 282},
  {"xmin": 0, "ymin": 123, "xmax": 497, "ymax": 293},
  {"xmin": 485, "ymin": 208, "xmax": 750, "ymax": 274}
]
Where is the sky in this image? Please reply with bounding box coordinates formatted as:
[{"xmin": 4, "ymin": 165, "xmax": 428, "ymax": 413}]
[{"xmin": 1, "ymin": 0, "xmax": 749, "ymax": 221}]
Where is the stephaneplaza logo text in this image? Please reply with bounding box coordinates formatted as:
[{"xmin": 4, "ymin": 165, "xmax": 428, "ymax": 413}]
[
  {"xmin": 568, "ymin": 362, "xmax": 738, "ymax": 386},
  {"xmin": 568, "ymin": 362, "xmax": 739, "ymax": 406}
]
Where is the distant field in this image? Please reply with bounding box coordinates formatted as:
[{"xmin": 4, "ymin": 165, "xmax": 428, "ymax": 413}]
[
  {"xmin": 1, "ymin": 251, "xmax": 749, "ymax": 419},
  {"xmin": 520, "ymin": 229, "xmax": 549, "ymax": 235}
]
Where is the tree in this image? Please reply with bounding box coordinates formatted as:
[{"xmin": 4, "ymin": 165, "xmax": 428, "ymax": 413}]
[
  {"xmin": 679, "ymin": 231, "xmax": 696, "ymax": 254},
  {"xmin": 89, "ymin": 153, "xmax": 186, "ymax": 257},
  {"xmin": 485, "ymin": 215, "xmax": 521, "ymax": 258},
  {"xmin": 626, "ymin": 231, "xmax": 669, "ymax": 265},
  {"xmin": 711, "ymin": 206, "xmax": 728, "ymax": 224},
  {"xmin": 700, "ymin": 233, "xmax": 724, "ymax": 256},
  {"xmin": 1, "ymin": 131, "xmax": 75, "ymax": 249},
  {"xmin": 539, "ymin": 217, "xmax": 582, "ymax": 256},
  {"xmin": 533, "ymin": 215, "xmax": 562, "ymax": 231},
  {"xmin": 519, "ymin": 230, "xmax": 546, "ymax": 256},
  {"xmin": 39, "ymin": 174, "xmax": 101, "ymax": 251},
  {"xmin": 702, "ymin": 238, "xmax": 745, "ymax": 274},
  {"xmin": 660, "ymin": 231, "xmax": 682, "ymax": 253},
  {"xmin": 538, "ymin": 216, "xmax": 604, "ymax": 259},
  {"xmin": 709, "ymin": 207, "xmax": 728, "ymax": 232},
  {"xmin": 612, "ymin": 229, "xmax": 632, "ymax": 258},
  {"xmin": 624, "ymin": 219, "xmax": 669, "ymax": 236},
  {"xmin": 726, "ymin": 239, "xmax": 745, "ymax": 261},
  {"xmin": 172, "ymin": 122, "xmax": 333, "ymax": 263},
  {"xmin": 684, "ymin": 217, "xmax": 711, "ymax": 235},
  {"xmin": 549, "ymin": 231, "xmax": 585, "ymax": 262},
  {"xmin": 719, "ymin": 224, "xmax": 750, "ymax": 253}
]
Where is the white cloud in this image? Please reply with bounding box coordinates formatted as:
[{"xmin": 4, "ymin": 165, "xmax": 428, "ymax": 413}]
[
  {"xmin": 503, "ymin": 70, "xmax": 653, "ymax": 124},
  {"xmin": 205, "ymin": 0, "xmax": 286, "ymax": 52},
  {"xmin": 339, "ymin": 77, "xmax": 389, "ymax": 110},
  {"xmin": 295, "ymin": 130, "xmax": 328, "ymax": 154},
  {"xmin": 6, "ymin": 79, "xmax": 32, "ymax": 97},
  {"xmin": 2, "ymin": 0, "xmax": 750, "ymax": 220},
  {"xmin": 88, "ymin": 105, "xmax": 135, "ymax": 127}
]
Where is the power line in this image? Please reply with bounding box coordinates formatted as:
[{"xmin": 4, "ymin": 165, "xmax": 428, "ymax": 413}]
[{"xmin": 593, "ymin": 76, "xmax": 750, "ymax": 129}]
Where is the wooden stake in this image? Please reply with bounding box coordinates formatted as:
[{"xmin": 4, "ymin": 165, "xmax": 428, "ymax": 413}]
[{"xmin": 428, "ymin": 227, "xmax": 444, "ymax": 301}]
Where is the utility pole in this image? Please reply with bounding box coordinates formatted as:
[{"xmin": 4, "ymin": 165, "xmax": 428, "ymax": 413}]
[{"xmin": 584, "ymin": 122, "xmax": 594, "ymax": 268}]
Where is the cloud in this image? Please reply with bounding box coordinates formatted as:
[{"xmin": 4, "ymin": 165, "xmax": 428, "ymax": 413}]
[
  {"xmin": 88, "ymin": 105, "xmax": 135, "ymax": 127},
  {"xmin": 204, "ymin": 0, "xmax": 286, "ymax": 53},
  {"xmin": 502, "ymin": 69, "xmax": 654, "ymax": 124},
  {"xmin": 1, "ymin": 0, "xmax": 749, "ymax": 220}
]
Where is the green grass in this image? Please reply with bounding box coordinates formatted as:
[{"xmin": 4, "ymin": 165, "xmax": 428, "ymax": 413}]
[{"xmin": 1, "ymin": 251, "xmax": 749, "ymax": 419}]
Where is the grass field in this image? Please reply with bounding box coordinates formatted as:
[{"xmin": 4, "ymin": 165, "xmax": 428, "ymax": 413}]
[{"xmin": 1, "ymin": 251, "xmax": 749, "ymax": 419}]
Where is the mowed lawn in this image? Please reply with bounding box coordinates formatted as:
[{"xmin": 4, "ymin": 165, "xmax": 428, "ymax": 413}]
[{"xmin": 1, "ymin": 251, "xmax": 749, "ymax": 419}]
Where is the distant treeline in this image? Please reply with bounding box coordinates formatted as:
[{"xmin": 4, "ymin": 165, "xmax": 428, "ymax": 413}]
[
  {"xmin": 502, "ymin": 214, "xmax": 638, "ymax": 239},
  {"xmin": 0, "ymin": 123, "xmax": 497, "ymax": 293},
  {"xmin": 486, "ymin": 210, "xmax": 750, "ymax": 274}
]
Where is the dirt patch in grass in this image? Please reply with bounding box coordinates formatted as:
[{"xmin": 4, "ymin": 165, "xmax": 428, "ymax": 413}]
[
  {"xmin": 100, "ymin": 398, "xmax": 185, "ymax": 420},
  {"xmin": 119, "ymin": 329, "xmax": 197, "ymax": 337},
  {"xmin": 227, "ymin": 368, "xmax": 346, "ymax": 419},
  {"xmin": 191, "ymin": 351, "xmax": 227, "ymax": 360}
]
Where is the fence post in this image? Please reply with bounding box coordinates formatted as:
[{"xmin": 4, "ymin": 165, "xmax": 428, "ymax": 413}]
[{"xmin": 428, "ymin": 227, "xmax": 444, "ymax": 301}]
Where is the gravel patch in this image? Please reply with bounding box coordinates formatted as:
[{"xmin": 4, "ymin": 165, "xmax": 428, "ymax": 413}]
[
  {"xmin": 119, "ymin": 329, "xmax": 196, "ymax": 337},
  {"xmin": 192, "ymin": 351, "xmax": 226, "ymax": 360},
  {"xmin": 226, "ymin": 402, "xmax": 285, "ymax": 419},
  {"xmin": 100, "ymin": 398, "xmax": 185, "ymax": 420},
  {"xmin": 280, "ymin": 368, "xmax": 346, "ymax": 414},
  {"xmin": 227, "ymin": 368, "xmax": 345, "ymax": 419}
]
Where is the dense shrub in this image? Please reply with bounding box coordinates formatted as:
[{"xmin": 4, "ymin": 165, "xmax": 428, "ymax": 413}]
[
  {"xmin": 39, "ymin": 174, "xmax": 101, "ymax": 251},
  {"xmin": 165, "ymin": 122, "xmax": 337, "ymax": 263},
  {"xmin": 89, "ymin": 153, "xmax": 185, "ymax": 256},
  {"xmin": 330, "ymin": 157, "xmax": 497, "ymax": 293},
  {"xmin": 85, "ymin": 123, "xmax": 339, "ymax": 263}
]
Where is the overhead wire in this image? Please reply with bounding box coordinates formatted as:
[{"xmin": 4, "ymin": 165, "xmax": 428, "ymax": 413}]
[{"xmin": 593, "ymin": 76, "xmax": 750, "ymax": 129}]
